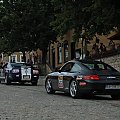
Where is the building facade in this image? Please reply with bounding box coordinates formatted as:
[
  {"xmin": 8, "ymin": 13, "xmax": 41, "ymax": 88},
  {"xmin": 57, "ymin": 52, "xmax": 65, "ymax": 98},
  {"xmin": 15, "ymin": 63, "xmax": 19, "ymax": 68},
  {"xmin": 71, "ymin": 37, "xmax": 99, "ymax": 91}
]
[
  {"xmin": 47, "ymin": 30, "xmax": 120, "ymax": 70},
  {"xmin": 0, "ymin": 49, "xmax": 43, "ymax": 66}
]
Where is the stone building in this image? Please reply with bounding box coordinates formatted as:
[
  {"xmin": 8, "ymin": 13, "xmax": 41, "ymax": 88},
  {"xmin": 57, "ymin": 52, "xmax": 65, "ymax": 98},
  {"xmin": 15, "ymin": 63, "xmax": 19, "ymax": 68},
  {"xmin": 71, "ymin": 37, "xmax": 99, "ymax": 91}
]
[
  {"xmin": 47, "ymin": 30, "xmax": 120, "ymax": 70},
  {"xmin": 0, "ymin": 49, "xmax": 43, "ymax": 66}
]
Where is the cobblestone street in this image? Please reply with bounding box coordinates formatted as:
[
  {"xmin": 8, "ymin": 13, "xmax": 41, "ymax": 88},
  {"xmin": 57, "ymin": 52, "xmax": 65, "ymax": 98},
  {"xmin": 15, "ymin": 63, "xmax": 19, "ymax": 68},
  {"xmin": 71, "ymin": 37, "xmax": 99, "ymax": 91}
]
[{"xmin": 0, "ymin": 76, "xmax": 120, "ymax": 120}]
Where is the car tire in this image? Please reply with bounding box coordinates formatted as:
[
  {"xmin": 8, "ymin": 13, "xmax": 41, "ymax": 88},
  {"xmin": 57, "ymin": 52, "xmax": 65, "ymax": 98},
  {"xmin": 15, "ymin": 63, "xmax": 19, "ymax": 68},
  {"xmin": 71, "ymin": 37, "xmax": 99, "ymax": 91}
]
[
  {"xmin": 20, "ymin": 81, "xmax": 24, "ymax": 85},
  {"xmin": 5, "ymin": 75, "xmax": 11, "ymax": 85},
  {"xmin": 45, "ymin": 78, "xmax": 55, "ymax": 94},
  {"xmin": 32, "ymin": 81, "xmax": 38, "ymax": 86},
  {"xmin": 111, "ymin": 95, "xmax": 120, "ymax": 99},
  {"xmin": 69, "ymin": 80, "xmax": 81, "ymax": 98}
]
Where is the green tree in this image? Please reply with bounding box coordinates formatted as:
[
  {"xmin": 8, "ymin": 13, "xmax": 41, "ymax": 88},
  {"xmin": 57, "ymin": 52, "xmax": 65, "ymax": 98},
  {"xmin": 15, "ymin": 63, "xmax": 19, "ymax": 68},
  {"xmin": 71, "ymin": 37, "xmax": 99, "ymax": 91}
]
[
  {"xmin": 51, "ymin": 0, "xmax": 120, "ymax": 39},
  {"xmin": 0, "ymin": 0, "xmax": 56, "ymax": 62},
  {"xmin": 50, "ymin": 0, "xmax": 120, "ymax": 58}
]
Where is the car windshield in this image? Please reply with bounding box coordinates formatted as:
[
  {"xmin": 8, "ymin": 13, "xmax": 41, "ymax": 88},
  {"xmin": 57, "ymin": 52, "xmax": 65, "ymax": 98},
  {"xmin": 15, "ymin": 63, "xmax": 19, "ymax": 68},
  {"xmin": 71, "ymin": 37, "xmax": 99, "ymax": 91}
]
[
  {"xmin": 11, "ymin": 63, "xmax": 27, "ymax": 67},
  {"xmin": 82, "ymin": 62, "xmax": 117, "ymax": 71}
]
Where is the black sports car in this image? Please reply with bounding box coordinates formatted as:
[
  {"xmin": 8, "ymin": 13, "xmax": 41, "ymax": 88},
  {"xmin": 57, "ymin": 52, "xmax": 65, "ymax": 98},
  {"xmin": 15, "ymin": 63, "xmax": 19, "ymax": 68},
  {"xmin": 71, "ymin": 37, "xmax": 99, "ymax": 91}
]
[
  {"xmin": 0, "ymin": 62, "xmax": 39, "ymax": 85},
  {"xmin": 45, "ymin": 59, "xmax": 120, "ymax": 99}
]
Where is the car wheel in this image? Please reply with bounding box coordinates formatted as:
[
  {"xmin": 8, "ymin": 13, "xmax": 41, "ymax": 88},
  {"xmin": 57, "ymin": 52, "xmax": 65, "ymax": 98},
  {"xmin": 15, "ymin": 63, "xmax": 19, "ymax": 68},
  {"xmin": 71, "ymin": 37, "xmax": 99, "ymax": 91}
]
[
  {"xmin": 5, "ymin": 75, "xmax": 11, "ymax": 85},
  {"xmin": 45, "ymin": 78, "xmax": 55, "ymax": 94},
  {"xmin": 111, "ymin": 95, "xmax": 120, "ymax": 99},
  {"xmin": 32, "ymin": 81, "xmax": 38, "ymax": 86},
  {"xmin": 20, "ymin": 81, "xmax": 24, "ymax": 85},
  {"xmin": 69, "ymin": 80, "xmax": 80, "ymax": 98}
]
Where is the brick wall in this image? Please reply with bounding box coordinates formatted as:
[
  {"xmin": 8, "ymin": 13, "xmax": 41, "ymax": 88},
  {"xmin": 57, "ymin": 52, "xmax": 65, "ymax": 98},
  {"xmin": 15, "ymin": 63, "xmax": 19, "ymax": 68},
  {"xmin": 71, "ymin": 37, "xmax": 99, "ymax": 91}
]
[{"xmin": 99, "ymin": 54, "xmax": 120, "ymax": 72}]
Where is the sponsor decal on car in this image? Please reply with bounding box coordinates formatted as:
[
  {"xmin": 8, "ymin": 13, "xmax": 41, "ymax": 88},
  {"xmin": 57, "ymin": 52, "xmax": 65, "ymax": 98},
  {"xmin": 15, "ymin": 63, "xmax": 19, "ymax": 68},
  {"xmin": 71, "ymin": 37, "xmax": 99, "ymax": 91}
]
[{"xmin": 58, "ymin": 75, "xmax": 64, "ymax": 88}]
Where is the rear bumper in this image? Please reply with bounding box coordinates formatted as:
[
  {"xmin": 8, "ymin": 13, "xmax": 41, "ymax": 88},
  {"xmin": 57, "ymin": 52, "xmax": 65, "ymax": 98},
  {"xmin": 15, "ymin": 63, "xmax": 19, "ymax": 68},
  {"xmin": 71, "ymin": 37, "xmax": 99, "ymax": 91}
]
[
  {"xmin": 92, "ymin": 89, "xmax": 120, "ymax": 95},
  {"xmin": 77, "ymin": 81, "xmax": 120, "ymax": 95},
  {"xmin": 78, "ymin": 88, "xmax": 120, "ymax": 95}
]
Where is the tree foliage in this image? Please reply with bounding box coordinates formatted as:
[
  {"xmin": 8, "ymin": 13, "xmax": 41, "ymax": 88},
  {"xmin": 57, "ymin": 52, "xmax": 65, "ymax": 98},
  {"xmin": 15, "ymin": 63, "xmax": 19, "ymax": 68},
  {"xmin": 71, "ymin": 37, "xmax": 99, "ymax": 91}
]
[
  {"xmin": 51, "ymin": 0, "xmax": 120, "ymax": 40},
  {"xmin": 0, "ymin": 0, "xmax": 56, "ymax": 54},
  {"xmin": 0, "ymin": 0, "xmax": 120, "ymax": 56}
]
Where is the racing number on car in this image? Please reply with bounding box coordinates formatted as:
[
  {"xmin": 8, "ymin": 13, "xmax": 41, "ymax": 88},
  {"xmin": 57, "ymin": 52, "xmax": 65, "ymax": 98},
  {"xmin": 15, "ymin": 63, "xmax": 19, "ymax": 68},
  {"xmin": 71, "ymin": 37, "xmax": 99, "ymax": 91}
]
[{"xmin": 58, "ymin": 76, "xmax": 64, "ymax": 88}]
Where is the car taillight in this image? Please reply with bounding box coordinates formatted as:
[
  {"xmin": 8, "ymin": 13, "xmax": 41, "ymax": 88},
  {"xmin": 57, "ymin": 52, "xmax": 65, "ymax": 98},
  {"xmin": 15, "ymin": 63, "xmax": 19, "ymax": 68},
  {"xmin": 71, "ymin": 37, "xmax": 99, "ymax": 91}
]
[
  {"xmin": 33, "ymin": 70, "xmax": 39, "ymax": 74},
  {"xmin": 12, "ymin": 69, "xmax": 19, "ymax": 73},
  {"xmin": 83, "ymin": 75, "xmax": 99, "ymax": 80}
]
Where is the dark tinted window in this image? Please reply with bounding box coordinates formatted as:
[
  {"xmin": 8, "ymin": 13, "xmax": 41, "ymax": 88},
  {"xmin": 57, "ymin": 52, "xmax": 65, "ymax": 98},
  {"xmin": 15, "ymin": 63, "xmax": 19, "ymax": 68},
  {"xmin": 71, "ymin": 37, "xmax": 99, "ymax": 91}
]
[
  {"xmin": 70, "ymin": 63, "xmax": 81, "ymax": 72},
  {"xmin": 11, "ymin": 63, "xmax": 25, "ymax": 67},
  {"xmin": 11, "ymin": 63, "xmax": 31, "ymax": 67},
  {"xmin": 82, "ymin": 62, "xmax": 116, "ymax": 71},
  {"xmin": 61, "ymin": 62, "xmax": 74, "ymax": 72}
]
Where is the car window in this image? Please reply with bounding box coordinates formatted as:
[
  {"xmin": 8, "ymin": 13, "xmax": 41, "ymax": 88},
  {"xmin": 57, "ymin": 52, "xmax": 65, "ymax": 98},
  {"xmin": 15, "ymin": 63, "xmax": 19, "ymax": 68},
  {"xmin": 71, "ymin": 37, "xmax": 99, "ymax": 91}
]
[
  {"xmin": 83, "ymin": 63, "xmax": 103, "ymax": 70},
  {"xmin": 82, "ymin": 62, "xmax": 116, "ymax": 71},
  {"xmin": 11, "ymin": 63, "xmax": 25, "ymax": 67},
  {"xmin": 11, "ymin": 63, "xmax": 31, "ymax": 67},
  {"xmin": 70, "ymin": 63, "xmax": 81, "ymax": 72},
  {"xmin": 61, "ymin": 62, "xmax": 74, "ymax": 72},
  {"xmin": 104, "ymin": 63, "xmax": 117, "ymax": 71},
  {"xmin": 83, "ymin": 63, "xmax": 94, "ymax": 69}
]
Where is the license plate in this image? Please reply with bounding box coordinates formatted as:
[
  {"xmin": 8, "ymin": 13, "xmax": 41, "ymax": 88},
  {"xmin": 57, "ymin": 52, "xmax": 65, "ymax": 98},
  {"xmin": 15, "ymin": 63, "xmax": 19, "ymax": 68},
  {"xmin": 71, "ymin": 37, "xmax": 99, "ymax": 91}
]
[
  {"xmin": 23, "ymin": 75, "xmax": 30, "ymax": 80},
  {"xmin": 105, "ymin": 85, "xmax": 120, "ymax": 89}
]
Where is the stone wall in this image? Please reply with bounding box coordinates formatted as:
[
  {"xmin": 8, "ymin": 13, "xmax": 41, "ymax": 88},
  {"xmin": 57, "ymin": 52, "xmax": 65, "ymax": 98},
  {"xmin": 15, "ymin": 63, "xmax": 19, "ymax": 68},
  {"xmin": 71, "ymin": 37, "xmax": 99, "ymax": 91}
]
[{"xmin": 99, "ymin": 54, "xmax": 120, "ymax": 72}]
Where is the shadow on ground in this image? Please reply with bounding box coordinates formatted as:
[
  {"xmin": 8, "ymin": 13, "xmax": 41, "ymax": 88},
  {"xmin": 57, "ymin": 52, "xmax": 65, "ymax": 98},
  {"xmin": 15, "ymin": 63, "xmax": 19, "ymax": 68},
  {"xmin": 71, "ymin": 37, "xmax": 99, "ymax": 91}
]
[{"xmin": 52, "ymin": 92, "xmax": 119, "ymax": 100}]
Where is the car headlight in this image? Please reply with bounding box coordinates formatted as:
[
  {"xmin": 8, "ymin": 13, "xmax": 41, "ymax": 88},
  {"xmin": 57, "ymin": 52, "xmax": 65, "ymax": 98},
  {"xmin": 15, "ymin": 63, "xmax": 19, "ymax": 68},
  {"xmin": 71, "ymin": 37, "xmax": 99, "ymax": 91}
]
[
  {"xmin": 33, "ymin": 70, "xmax": 39, "ymax": 74},
  {"xmin": 12, "ymin": 69, "xmax": 19, "ymax": 73}
]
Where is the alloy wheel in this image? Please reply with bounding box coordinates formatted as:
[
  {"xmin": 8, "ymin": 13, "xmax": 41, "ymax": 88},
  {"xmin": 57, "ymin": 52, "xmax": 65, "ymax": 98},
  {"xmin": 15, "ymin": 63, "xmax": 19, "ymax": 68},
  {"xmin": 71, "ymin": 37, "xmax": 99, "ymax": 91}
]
[
  {"xmin": 45, "ymin": 79, "xmax": 55, "ymax": 94},
  {"xmin": 70, "ymin": 80, "xmax": 77, "ymax": 97},
  {"xmin": 46, "ymin": 79, "xmax": 51, "ymax": 92}
]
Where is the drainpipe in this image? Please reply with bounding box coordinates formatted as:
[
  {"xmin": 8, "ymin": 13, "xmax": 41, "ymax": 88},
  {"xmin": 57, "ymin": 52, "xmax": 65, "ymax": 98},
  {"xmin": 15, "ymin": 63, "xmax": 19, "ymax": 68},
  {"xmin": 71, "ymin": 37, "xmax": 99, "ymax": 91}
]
[{"xmin": 81, "ymin": 38, "xmax": 84, "ymax": 59}]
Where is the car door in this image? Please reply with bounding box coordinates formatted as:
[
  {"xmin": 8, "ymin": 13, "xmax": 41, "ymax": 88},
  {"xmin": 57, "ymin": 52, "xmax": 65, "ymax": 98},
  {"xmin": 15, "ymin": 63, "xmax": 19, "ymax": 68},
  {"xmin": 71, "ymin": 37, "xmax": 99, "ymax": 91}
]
[
  {"xmin": 63, "ymin": 62, "xmax": 83, "ymax": 91},
  {"xmin": 56, "ymin": 62, "xmax": 74, "ymax": 91}
]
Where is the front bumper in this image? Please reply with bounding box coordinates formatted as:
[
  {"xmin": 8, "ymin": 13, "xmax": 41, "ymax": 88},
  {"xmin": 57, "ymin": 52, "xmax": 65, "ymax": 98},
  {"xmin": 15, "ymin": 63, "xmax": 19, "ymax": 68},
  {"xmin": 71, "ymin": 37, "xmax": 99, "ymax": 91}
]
[{"xmin": 8, "ymin": 74, "xmax": 39, "ymax": 82}]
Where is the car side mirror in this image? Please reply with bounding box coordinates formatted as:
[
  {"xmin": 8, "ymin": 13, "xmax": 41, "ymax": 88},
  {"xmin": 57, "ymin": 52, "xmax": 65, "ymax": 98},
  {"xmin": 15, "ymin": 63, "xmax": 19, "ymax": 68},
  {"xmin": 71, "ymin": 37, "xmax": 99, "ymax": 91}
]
[
  {"xmin": 58, "ymin": 69, "xmax": 61, "ymax": 73},
  {"xmin": 55, "ymin": 66, "xmax": 61, "ymax": 72}
]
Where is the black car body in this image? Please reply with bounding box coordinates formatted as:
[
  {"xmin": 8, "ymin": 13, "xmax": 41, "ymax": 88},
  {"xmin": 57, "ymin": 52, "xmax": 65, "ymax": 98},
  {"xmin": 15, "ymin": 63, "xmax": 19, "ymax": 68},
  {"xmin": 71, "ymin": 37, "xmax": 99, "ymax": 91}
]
[
  {"xmin": 1, "ymin": 62, "xmax": 39, "ymax": 85},
  {"xmin": 45, "ymin": 59, "xmax": 120, "ymax": 99}
]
